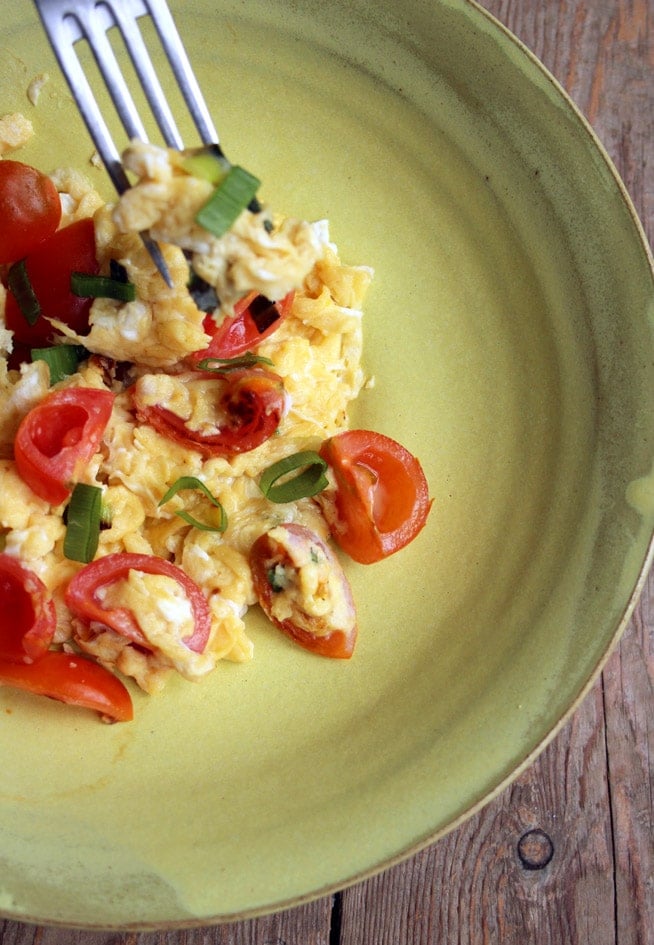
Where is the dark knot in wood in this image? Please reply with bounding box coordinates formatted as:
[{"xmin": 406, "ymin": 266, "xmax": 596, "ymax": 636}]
[{"xmin": 517, "ymin": 828, "xmax": 554, "ymax": 870}]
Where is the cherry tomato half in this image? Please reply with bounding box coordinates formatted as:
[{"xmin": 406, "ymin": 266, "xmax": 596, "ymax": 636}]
[
  {"xmin": 0, "ymin": 651, "xmax": 133, "ymax": 722},
  {"xmin": 250, "ymin": 524, "xmax": 357, "ymax": 658},
  {"xmin": 0, "ymin": 160, "xmax": 61, "ymax": 264},
  {"xmin": 65, "ymin": 552, "xmax": 211, "ymax": 654},
  {"xmin": 319, "ymin": 430, "xmax": 432, "ymax": 564},
  {"xmin": 188, "ymin": 290, "xmax": 294, "ymax": 365},
  {"xmin": 4, "ymin": 217, "xmax": 99, "ymax": 348},
  {"xmin": 0, "ymin": 554, "xmax": 56, "ymax": 663},
  {"xmin": 14, "ymin": 387, "xmax": 115, "ymax": 505},
  {"xmin": 133, "ymin": 368, "xmax": 287, "ymax": 458}
]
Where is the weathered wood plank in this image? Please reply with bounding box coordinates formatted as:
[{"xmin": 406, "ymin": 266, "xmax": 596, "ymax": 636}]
[
  {"xmin": 336, "ymin": 0, "xmax": 654, "ymax": 940},
  {"xmin": 0, "ymin": 898, "xmax": 334, "ymax": 945},
  {"xmin": 485, "ymin": 3, "xmax": 654, "ymax": 943},
  {"xmin": 603, "ymin": 577, "xmax": 654, "ymax": 945},
  {"xmin": 338, "ymin": 677, "xmax": 616, "ymax": 944},
  {"xmin": 487, "ymin": 0, "xmax": 653, "ymax": 243},
  {"xmin": 334, "ymin": 580, "xmax": 652, "ymax": 945}
]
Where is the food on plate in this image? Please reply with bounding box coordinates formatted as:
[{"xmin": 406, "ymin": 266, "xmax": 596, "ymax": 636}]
[
  {"xmin": 0, "ymin": 650, "xmax": 133, "ymax": 723},
  {"xmin": 250, "ymin": 524, "xmax": 357, "ymax": 659},
  {"xmin": 0, "ymin": 553, "xmax": 55, "ymax": 663},
  {"xmin": 0, "ymin": 134, "xmax": 431, "ymax": 721},
  {"xmin": 14, "ymin": 387, "xmax": 114, "ymax": 504},
  {"xmin": 0, "ymin": 159, "xmax": 61, "ymax": 263},
  {"xmin": 0, "ymin": 112, "xmax": 34, "ymax": 155},
  {"xmin": 318, "ymin": 430, "xmax": 432, "ymax": 564}
]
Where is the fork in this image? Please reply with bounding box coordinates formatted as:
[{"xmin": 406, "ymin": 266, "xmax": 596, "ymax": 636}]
[{"xmin": 33, "ymin": 0, "xmax": 220, "ymax": 285}]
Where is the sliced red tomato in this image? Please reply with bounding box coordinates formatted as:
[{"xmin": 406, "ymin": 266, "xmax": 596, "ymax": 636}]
[
  {"xmin": 188, "ymin": 290, "xmax": 294, "ymax": 365},
  {"xmin": 0, "ymin": 554, "xmax": 56, "ymax": 663},
  {"xmin": 0, "ymin": 160, "xmax": 62, "ymax": 265},
  {"xmin": 133, "ymin": 368, "xmax": 287, "ymax": 457},
  {"xmin": 4, "ymin": 217, "xmax": 99, "ymax": 349},
  {"xmin": 0, "ymin": 651, "xmax": 133, "ymax": 722},
  {"xmin": 250, "ymin": 524, "xmax": 357, "ymax": 658},
  {"xmin": 65, "ymin": 552, "xmax": 211, "ymax": 654},
  {"xmin": 14, "ymin": 387, "xmax": 115, "ymax": 505},
  {"xmin": 319, "ymin": 430, "xmax": 432, "ymax": 564}
]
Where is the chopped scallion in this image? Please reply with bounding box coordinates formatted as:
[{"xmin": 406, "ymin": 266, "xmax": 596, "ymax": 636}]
[
  {"xmin": 195, "ymin": 353, "xmax": 274, "ymax": 373},
  {"xmin": 71, "ymin": 271, "xmax": 137, "ymax": 302},
  {"xmin": 63, "ymin": 483, "xmax": 103, "ymax": 563},
  {"xmin": 31, "ymin": 345, "xmax": 86, "ymax": 384},
  {"xmin": 158, "ymin": 476, "xmax": 227, "ymax": 533},
  {"xmin": 181, "ymin": 144, "xmax": 231, "ymax": 185},
  {"xmin": 259, "ymin": 451, "xmax": 329, "ymax": 503},
  {"xmin": 7, "ymin": 259, "xmax": 40, "ymax": 325},
  {"xmin": 196, "ymin": 166, "xmax": 261, "ymax": 238}
]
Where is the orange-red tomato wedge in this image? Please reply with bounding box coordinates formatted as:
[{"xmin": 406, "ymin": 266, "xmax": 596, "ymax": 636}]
[
  {"xmin": 319, "ymin": 430, "xmax": 432, "ymax": 564},
  {"xmin": 0, "ymin": 651, "xmax": 133, "ymax": 722},
  {"xmin": 65, "ymin": 552, "xmax": 212, "ymax": 654},
  {"xmin": 14, "ymin": 387, "xmax": 115, "ymax": 505},
  {"xmin": 0, "ymin": 553, "xmax": 56, "ymax": 663},
  {"xmin": 0, "ymin": 160, "xmax": 61, "ymax": 264},
  {"xmin": 133, "ymin": 368, "xmax": 286, "ymax": 458},
  {"xmin": 250, "ymin": 523, "xmax": 357, "ymax": 658},
  {"xmin": 188, "ymin": 290, "xmax": 294, "ymax": 365}
]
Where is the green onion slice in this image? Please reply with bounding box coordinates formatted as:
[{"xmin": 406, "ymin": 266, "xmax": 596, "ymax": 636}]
[
  {"xmin": 196, "ymin": 166, "xmax": 261, "ymax": 238},
  {"xmin": 195, "ymin": 353, "xmax": 274, "ymax": 373},
  {"xmin": 71, "ymin": 271, "xmax": 137, "ymax": 302},
  {"xmin": 31, "ymin": 345, "xmax": 86, "ymax": 385},
  {"xmin": 158, "ymin": 476, "xmax": 227, "ymax": 533},
  {"xmin": 7, "ymin": 259, "xmax": 40, "ymax": 325},
  {"xmin": 64, "ymin": 483, "xmax": 103, "ymax": 563},
  {"xmin": 259, "ymin": 451, "xmax": 329, "ymax": 503},
  {"xmin": 181, "ymin": 144, "xmax": 231, "ymax": 185}
]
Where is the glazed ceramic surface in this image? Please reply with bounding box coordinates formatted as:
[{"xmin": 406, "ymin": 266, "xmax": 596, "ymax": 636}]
[{"xmin": 1, "ymin": 0, "xmax": 653, "ymax": 927}]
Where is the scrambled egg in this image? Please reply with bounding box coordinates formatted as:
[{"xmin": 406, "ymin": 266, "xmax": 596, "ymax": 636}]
[
  {"xmin": 264, "ymin": 526, "xmax": 355, "ymax": 637},
  {"xmin": 0, "ymin": 139, "xmax": 372, "ymax": 695},
  {"xmin": 0, "ymin": 112, "xmax": 33, "ymax": 154},
  {"xmin": 116, "ymin": 142, "xmax": 325, "ymax": 311}
]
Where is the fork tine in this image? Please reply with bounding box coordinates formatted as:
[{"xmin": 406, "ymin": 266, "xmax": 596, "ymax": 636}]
[
  {"xmin": 34, "ymin": 2, "xmax": 130, "ymax": 195},
  {"xmin": 32, "ymin": 0, "xmax": 222, "ymax": 287},
  {"xmin": 81, "ymin": 12, "xmax": 150, "ymax": 144},
  {"xmin": 142, "ymin": 0, "xmax": 218, "ymax": 145},
  {"xmin": 108, "ymin": 3, "xmax": 184, "ymax": 148}
]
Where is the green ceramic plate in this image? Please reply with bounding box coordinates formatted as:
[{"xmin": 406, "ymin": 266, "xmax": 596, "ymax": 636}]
[{"xmin": 1, "ymin": 0, "xmax": 653, "ymax": 928}]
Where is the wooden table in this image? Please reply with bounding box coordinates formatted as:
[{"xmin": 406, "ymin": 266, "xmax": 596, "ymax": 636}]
[{"xmin": 2, "ymin": 0, "xmax": 652, "ymax": 942}]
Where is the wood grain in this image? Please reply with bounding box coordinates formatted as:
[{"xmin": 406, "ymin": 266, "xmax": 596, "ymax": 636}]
[
  {"xmin": 339, "ymin": 682, "xmax": 617, "ymax": 944},
  {"xmin": 1, "ymin": 1, "xmax": 651, "ymax": 943}
]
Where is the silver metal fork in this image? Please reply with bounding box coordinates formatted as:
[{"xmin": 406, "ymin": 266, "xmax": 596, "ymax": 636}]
[{"xmin": 33, "ymin": 0, "xmax": 220, "ymax": 284}]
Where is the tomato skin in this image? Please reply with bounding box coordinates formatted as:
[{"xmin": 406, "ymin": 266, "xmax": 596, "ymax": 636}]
[
  {"xmin": 65, "ymin": 552, "xmax": 211, "ymax": 654},
  {"xmin": 0, "ymin": 651, "xmax": 133, "ymax": 722},
  {"xmin": 14, "ymin": 387, "xmax": 115, "ymax": 505},
  {"xmin": 0, "ymin": 554, "xmax": 56, "ymax": 663},
  {"xmin": 133, "ymin": 368, "xmax": 287, "ymax": 457},
  {"xmin": 188, "ymin": 290, "xmax": 294, "ymax": 365},
  {"xmin": 4, "ymin": 217, "xmax": 99, "ymax": 347},
  {"xmin": 0, "ymin": 161, "xmax": 61, "ymax": 264},
  {"xmin": 319, "ymin": 430, "xmax": 432, "ymax": 564},
  {"xmin": 250, "ymin": 524, "xmax": 357, "ymax": 659}
]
